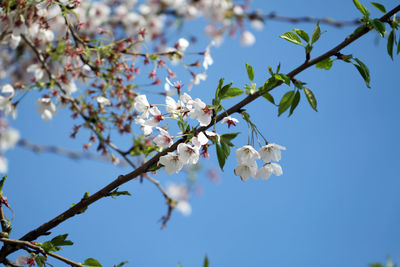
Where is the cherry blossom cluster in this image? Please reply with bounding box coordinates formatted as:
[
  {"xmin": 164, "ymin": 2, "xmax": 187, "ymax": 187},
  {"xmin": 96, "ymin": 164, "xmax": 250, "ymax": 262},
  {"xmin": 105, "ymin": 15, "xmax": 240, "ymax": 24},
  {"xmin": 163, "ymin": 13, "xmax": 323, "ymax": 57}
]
[
  {"xmin": 234, "ymin": 143, "xmax": 286, "ymax": 182},
  {"xmin": 0, "ymin": 0, "xmax": 262, "ymax": 167}
]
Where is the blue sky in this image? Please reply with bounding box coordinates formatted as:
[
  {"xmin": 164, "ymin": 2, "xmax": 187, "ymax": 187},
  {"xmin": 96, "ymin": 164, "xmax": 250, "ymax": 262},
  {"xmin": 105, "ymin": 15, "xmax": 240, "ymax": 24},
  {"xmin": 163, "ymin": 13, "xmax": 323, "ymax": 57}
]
[{"xmin": 3, "ymin": 0, "xmax": 400, "ymax": 266}]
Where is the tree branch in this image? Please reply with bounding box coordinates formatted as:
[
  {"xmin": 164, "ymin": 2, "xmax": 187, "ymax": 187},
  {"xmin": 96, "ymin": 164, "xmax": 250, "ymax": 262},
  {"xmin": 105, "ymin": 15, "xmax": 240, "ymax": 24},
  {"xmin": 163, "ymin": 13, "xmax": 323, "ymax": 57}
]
[{"xmin": 1, "ymin": 4, "xmax": 398, "ymax": 263}]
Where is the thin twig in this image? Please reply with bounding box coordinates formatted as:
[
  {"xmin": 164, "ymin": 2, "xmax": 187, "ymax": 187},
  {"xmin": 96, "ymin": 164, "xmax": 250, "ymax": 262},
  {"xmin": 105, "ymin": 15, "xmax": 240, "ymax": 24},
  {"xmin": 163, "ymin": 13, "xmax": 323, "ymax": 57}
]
[
  {"xmin": 0, "ymin": 238, "xmax": 83, "ymax": 267},
  {"xmin": 17, "ymin": 139, "xmax": 127, "ymax": 166},
  {"xmin": 0, "ymin": 204, "xmax": 7, "ymax": 233},
  {"xmin": 255, "ymin": 12, "xmax": 360, "ymax": 27},
  {"xmin": 161, "ymin": 9, "xmax": 361, "ymax": 28},
  {"xmin": 142, "ymin": 174, "xmax": 175, "ymax": 229},
  {"xmin": 21, "ymin": 34, "xmax": 134, "ymax": 168}
]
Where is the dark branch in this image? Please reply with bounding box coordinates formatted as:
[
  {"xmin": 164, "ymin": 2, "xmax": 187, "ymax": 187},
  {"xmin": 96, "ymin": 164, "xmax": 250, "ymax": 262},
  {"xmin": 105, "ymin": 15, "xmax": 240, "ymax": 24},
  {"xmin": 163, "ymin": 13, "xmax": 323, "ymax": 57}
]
[{"xmin": 0, "ymin": 4, "xmax": 398, "ymax": 262}]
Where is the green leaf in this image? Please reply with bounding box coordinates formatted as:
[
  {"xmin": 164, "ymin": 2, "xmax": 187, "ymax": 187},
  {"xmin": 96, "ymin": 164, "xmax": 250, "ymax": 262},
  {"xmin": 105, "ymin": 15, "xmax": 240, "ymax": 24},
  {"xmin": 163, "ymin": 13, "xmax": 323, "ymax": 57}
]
[
  {"xmin": 84, "ymin": 258, "xmax": 103, "ymax": 267},
  {"xmin": 352, "ymin": 58, "xmax": 371, "ymax": 88},
  {"xmin": 220, "ymin": 88, "xmax": 243, "ymax": 99},
  {"xmin": 51, "ymin": 234, "xmax": 73, "ymax": 247},
  {"xmin": 148, "ymin": 162, "xmax": 163, "ymax": 172},
  {"xmin": 280, "ymin": 32, "xmax": 303, "ymax": 46},
  {"xmin": 311, "ymin": 22, "xmax": 321, "ymax": 44},
  {"xmin": 268, "ymin": 66, "xmax": 274, "ymax": 76},
  {"xmin": 274, "ymin": 74, "xmax": 290, "ymax": 86},
  {"xmin": 371, "ymin": 18, "xmax": 386, "ymax": 37},
  {"xmin": 41, "ymin": 241, "xmax": 57, "ymax": 252},
  {"xmin": 278, "ymin": 90, "xmax": 295, "ymax": 116},
  {"xmin": 115, "ymin": 261, "xmax": 129, "ymax": 267},
  {"xmin": 352, "ymin": 25, "xmax": 366, "ymax": 36},
  {"xmin": 304, "ymin": 88, "xmax": 318, "ymax": 111},
  {"xmin": 215, "ymin": 78, "xmax": 224, "ymax": 99},
  {"xmin": 245, "ymin": 63, "xmax": 254, "ymax": 82},
  {"xmin": 0, "ymin": 176, "xmax": 6, "ymax": 193},
  {"xmin": 221, "ymin": 141, "xmax": 230, "ymax": 157},
  {"xmin": 292, "ymin": 29, "xmax": 309, "ymax": 43},
  {"xmin": 82, "ymin": 191, "xmax": 90, "ymax": 199},
  {"xmin": 203, "ymin": 255, "xmax": 209, "ymax": 267},
  {"xmin": 216, "ymin": 144, "xmax": 226, "ymax": 171},
  {"xmin": 276, "ymin": 63, "xmax": 281, "ymax": 73},
  {"xmin": 305, "ymin": 44, "xmax": 313, "ymax": 54},
  {"xmin": 387, "ymin": 30, "xmax": 395, "ymax": 60},
  {"xmin": 35, "ymin": 256, "xmax": 47, "ymax": 267},
  {"xmin": 289, "ymin": 91, "xmax": 301, "ymax": 116},
  {"xmin": 397, "ymin": 35, "xmax": 400, "ymax": 55},
  {"xmin": 262, "ymin": 78, "xmax": 277, "ymax": 92},
  {"xmin": 262, "ymin": 92, "xmax": 275, "ymax": 105},
  {"xmin": 316, "ymin": 58, "xmax": 333, "ymax": 70},
  {"xmin": 220, "ymin": 132, "xmax": 240, "ymax": 141},
  {"xmin": 352, "ymin": 0, "xmax": 370, "ymax": 16},
  {"xmin": 109, "ymin": 191, "xmax": 132, "ymax": 197},
  {"xmin": 218, "ymin": 82, "xmax": 232, "ymax": 98},
  {"xmin": 371, "ymin": 2, "xmax": 386, "ymax": 13}
]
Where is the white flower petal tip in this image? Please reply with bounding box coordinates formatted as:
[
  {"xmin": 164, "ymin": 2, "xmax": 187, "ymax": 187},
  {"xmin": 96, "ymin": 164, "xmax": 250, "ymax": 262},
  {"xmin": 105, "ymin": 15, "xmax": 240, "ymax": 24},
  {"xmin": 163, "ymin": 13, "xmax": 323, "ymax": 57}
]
[
  {"xmin": 159, "ymin": 152, "xmax": 183, "ymax": 174},
  {"xmin": 240, "ymin": 31, "xmax": 256, "ymax": 46},
  {"xmin": 177, "ymin": 143, "xmax": 200, "ymax": 165},
  {"xmin": 256, "ymin": 163, "xmax": 283, "ymax": 180},
  {"xmin": 258, "ymin": 143, "xmax": 286, "ymax": 163},
  {"xmin": 234, "ymin": 162, "xmax": 258, "ymax": 182},
  {"xmin": 235, "ymin": 145, "xmax": 260, "ymax": 165}
]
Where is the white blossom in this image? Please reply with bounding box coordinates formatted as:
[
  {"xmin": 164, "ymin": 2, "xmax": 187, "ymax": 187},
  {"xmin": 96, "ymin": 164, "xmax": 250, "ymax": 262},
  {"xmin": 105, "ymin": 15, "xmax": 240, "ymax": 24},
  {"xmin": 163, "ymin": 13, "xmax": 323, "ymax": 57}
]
[
  {"xmin": 165, "ymin": 96, "xmax": 180, "ymax": 117},
  {"xmin": 240, "ymin": 30, "xmax": 256, "ymax": 46},
  {"xmin": 9, "ymin": 34, "xmax": 21, "ymax": 49},
  {"xmin": 188, "ymin": 73, "xmax": 207, "ymax": 90},
  {"xmin": 203, "ymin": 41, "xmax": 215, "ymax": 70},
  {"xmin": 0, "ymin": 156, "xmax": 7, "ymax": 174},
  {"xmin": 0, "ymin": 84, "xmax": 15, "ymax": 110},
  {"xmin": 27, "ymin": 64, "xmax": 44, "ymax": 81},
  {"xmin": 0, "ymin": 127, "xmax": 20, "ymax": 151},
  {"xmin": 134, "ymin": 94, "xmax": 150, "ymax": 118},
  {"xmin": 167, "ymin": 183, "xmax": 191, "ymax": 216},
  {"xmin": 190, "ymin": 98, "xmax": 211, "ymax": 126},
  {"xmin": 191, "ymin": 131, "xmax": 208, "ymax": 148},
  {"xmin": 88, "ymin": 2, "xmax": 111, "ymax": 27},
  {"xmin": 176, "ymin": 38, "xmax": 189, "ymax": 51},
  {"xmin": 135, "ymin": 118, "xmax": 153, "ymax": 136},
  {"xmin": 154, "ymin": 127, "xmax": 173, "ymax": 147},
  {"xmin": 159, "ymin": 152, "xmax": 184, "ymax": 174},
  {"xmin": 15, "ymin": 255, "xmax": 29, "ymax": 266},
  {"xmin": 221, "ymin": 116, "xmax": 239, "ymax": 128},
  {"xmin": 256, "ymin": 163, "xmax": 283, "ymax": 179},
  {"xmin": 205, "ymin": 131, "xmax": 220, "ymax": 143},
  {"xmin": 96, "ymin": 96, "xmax": 111, "ymax": 106},
  {"xmin": 236, "ymin": 145, "xmax": 260, "ymax": 164},
  {"xmin": 234, "ymin": 161, "xmax": 258, "ymax": 182},
  {"xmin": 36, "ymin": 97, "xmax": 57, "ymax": 121},
  {"xmin": 177, "ymin": 143, "xmax": 200, "ymax": 164},
  {"xmin": 250, "ymin": 19, "xmax": 264, "ymax": 31},
  {"xmin": 61, "ymin": 81, "xmax": 78, "ymax": 95},
  {"xmin": 258, "ymin": 143, "xmax": 286, "ymax": 163},
  {"xmin": 144, "ymin": 107, "xmax": 163, "ymax": 127},
  {"xmin": 164, "ymin": 81, "xmax": 176, "ymax": 96},
  {"xmin": 176, "ymin": 201, "xmax": 192, "ymax": 216},
  {"xmin": 37, "ymin": 28, "xmax": 55, "ymax": 43}
]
